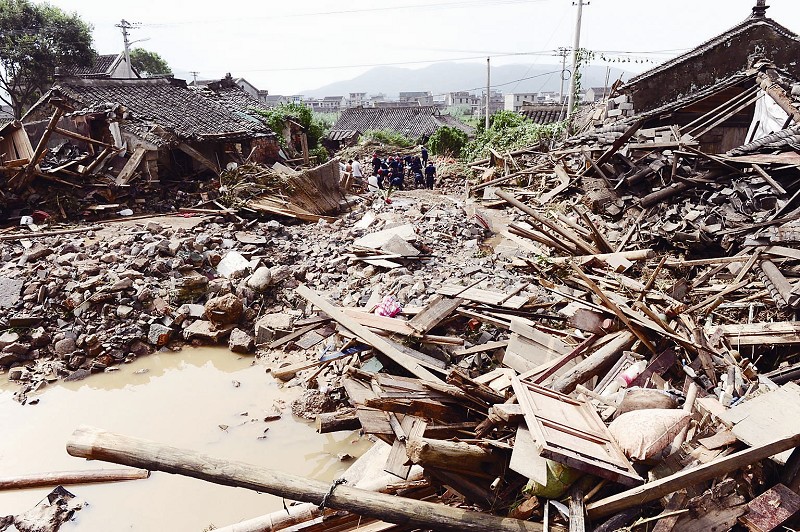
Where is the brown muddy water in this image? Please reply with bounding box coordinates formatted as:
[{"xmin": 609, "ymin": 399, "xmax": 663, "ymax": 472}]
[{"xmin": 0, "ymin": 347, "xmax": 371, "ymax": 530}]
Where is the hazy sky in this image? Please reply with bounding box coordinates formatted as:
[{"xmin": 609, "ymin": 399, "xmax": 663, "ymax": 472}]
[{"xmin": 32, "ymin": 0, "xmax": 800, "ymax": 95}]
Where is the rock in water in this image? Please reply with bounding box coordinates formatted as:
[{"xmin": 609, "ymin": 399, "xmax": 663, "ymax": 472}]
[{"xmin": 228, "ymin": 328, "xmax": 254, "ymax": 354}]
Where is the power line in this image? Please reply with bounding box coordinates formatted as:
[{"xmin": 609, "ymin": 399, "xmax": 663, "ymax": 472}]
[{"xmin": 138, "ymin": 0, "xmax": 550, "ymax": 27}]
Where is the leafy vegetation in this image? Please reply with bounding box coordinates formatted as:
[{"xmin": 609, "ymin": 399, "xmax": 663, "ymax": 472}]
[
  {"xmin": 254, "ymin": 102, "xmax": 330, "ymax": 150},
  {"xmin": 130, "ymin": 48, "xmax": 172, "ymax": 77},
  {"xmin": 0, "ymin": 0, "xmax": 94, "ymax": 118},
  {"xmin": 461, "ymin": 110, "xmax": 566, "ymax": 162},
  {"xmin": 428, "ymin": 126, "xmax": 468, "ymax": 156},
  {"xmin": 362, "ymin": 129, "xmax": 414, "ymax": 148}
]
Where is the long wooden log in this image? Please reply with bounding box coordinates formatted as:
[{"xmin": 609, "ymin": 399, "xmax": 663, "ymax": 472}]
[
  {"xmin": 66, "ymin": 426, "xmax": 538, "ymax": 532},
  {"xmin": 0, "ymin": 225, "xmax": 103, "ymax": 241},
  {"xmin": 0, "ymin": 468, "xmax": 149, "ymax": 490},
  {"xmin": 586, "ymin": 432, "xmax": 800, "ymax": 519},
  {"xmin": 550, "ymin": 331, "xmax": 635, "ymax": 394}
]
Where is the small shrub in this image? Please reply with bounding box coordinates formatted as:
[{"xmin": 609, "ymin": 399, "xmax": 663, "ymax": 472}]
[{"xmin": 429, "ymin": 126, "xmax": 468, "ymax": 156}]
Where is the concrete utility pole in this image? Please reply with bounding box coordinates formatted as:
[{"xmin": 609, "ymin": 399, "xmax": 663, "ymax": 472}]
[
  {"xmin": 190, "ymin": 71, "xmax": 200, "ymax": 85},
  {"xmin": 115, "ymin": 19, "xmax": 139, "ymax": 78},
  {"xmin": 556, "ymin": 47, "xmax": 570, "ymax": 120},
  {"xmin": 486, "ymin": 56, "xmax": 491, "ymax": 130},
  {"xmin": 566, "ymin": 1, "xmax": 588, "ymax": 124}
]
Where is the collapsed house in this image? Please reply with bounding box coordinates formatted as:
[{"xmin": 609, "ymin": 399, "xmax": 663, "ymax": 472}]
[
  {"xmin": 326, "ymin": 106, "xmax": 475, "ymax": 150},
  {"xmin": 21, "ymin": 76, "xmax": 282, "ymax": 183}
]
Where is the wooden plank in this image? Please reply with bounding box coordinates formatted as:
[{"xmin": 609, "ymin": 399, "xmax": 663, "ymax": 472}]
[
  {"xmin": 179, "ymin": 142, "xmax": 220, "ymax": 175},
  {"xmin": 706, "ymin": 322, "xmax": 800, "ymax": 346},
  {"xmin": 384, "ymin": 415, "xmax": 427, "ymax": 479},
  {"xmin": 720, "ymin": 383, "xmax": 800, "ymax": 465},
  {"xmin": 116, "ymin": 147, "xmax": 147, "ymax": 185},
  {"xmin": 698, "ymin": 430, "xmax": 738, "ymax": 450},
  {"xmin": 512, "ymin": 377, "xmax": 642, "ymax": 487},
  {"xmin": 437, "ymin": 285, "xmax": 529, "ymax": 309},
  {"xmin": 510, "ymin": 318, "xmax": 569, "ymax": 354},
  {"xmin": 507, "ymin": 333, "xmax": 560, "ymax": 368},
  {"xmin": 752, "ymin": 163, "xmax": 787, "ymax": 196},
  {"xmin": 586, "ymin": 432, "xmax": 800, "ymax": 519},
  {"xmin": 509, "ymin": 422, "xmax": 548, "ymax": 484},
  {"xmin": 739, "ymin": 484, "xmax": 800, "ymax": 532},
  {"xmin": 454, "ymin": 340, "xmax": 509, "ymax": 357},
  {"xmin": 296, "ymin": 285, "xmax": 441, "ymax": 382},
  {"xmin": 408, "ymin": 295, "xmax": 463, "ymax": 335}
]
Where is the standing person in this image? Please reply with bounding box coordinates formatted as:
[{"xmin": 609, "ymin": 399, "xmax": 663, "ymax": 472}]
[
  {"xmin": 411, "ymin": 155, "xmax": 423, "ymax": 188},
  {"xmin": 424, "ymin": 161, "xmax": 436, "ymax": 190},
  {"xmin": 421, "ymin": 145, "xmax": 429, "ymax": 167},
  {"xmin": 351, "ymin": 158, "xmax": 363, "ymax": 185},
  {"xmin": 371, "ymin": 153, "xmax": 381, "ymax": 176}
]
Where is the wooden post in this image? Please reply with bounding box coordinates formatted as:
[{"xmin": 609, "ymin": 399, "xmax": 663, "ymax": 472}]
[
  {"xmin": 15, "ymin": 107, "xmax": 63, "ymax": 189},
  {"xmin": 67, "ymin": 426, "xmax": 538, "ymax": 532},
  {"xmin": 0, "ymin": 468, "xmax": 149, "ymax": 490}
]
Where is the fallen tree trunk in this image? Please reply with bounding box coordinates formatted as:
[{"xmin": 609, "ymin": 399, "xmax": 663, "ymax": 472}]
[
  {"xmin": 66, "ymin": 426, "xmax": 539, "ymax": 532},
  {"xmin": 0, "ymin": 468, "xmax": 149, "ymax": 490}
]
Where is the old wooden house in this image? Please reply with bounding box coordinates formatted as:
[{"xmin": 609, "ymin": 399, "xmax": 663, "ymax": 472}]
[
  {"xmin": 587, "ymin": 0, "xmax": 800, "ymax": 155},
  {"xmin": 20, "ymin": 76, "xmax": 281, "ymax": 183}
]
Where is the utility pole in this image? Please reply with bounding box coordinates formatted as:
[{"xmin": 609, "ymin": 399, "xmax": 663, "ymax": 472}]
[
  {"xmin": 566, "ymin": 1, "xmax": 588, "ymax": 126},
  {"xmin": 485, "ymin": 56, "xmax": 491, "ymax": 130},
  {"xmin": 115, "ymin": 19, "xmax": 140, "ymax": 78},
  {"xmin": 556, "ymin": 47, "xmax": 570, "ymax": 120},
  {"xmin": 190, "ymin": 71, "xmax": 200, "ymax": 85}
]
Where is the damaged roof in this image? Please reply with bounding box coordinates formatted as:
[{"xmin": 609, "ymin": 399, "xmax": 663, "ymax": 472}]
[
  {"xmin": 520, "ymin": 105, "xmax": 565, "ymax": 125},
  {"xmin": 330, "ymin": 106, "xmax": 474, "ymax": 140},
  {"xmin": 41, "ymin": 77, "xmax": 275, "ymax": 145},
  {"xmin": 622, "ymin": 5, "xmax": 800, "ymax": 114}
]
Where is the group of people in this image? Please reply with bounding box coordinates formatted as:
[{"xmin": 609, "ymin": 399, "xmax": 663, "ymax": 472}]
[{"xmin": 367, "ymin": 146, "xmax": 436, "ymax": 192}]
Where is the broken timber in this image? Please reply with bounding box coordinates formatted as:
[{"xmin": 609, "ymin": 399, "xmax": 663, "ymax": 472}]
[
  {"xmin": 296, "ymin": 285, "xmax": 441, "ymax": 382},
  {"xmin": 66, "ymin": 426, "xmax": 540, "ymax": 532}
]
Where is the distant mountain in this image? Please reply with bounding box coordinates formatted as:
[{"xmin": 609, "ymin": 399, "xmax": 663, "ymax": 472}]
[{"xmin": 301, "ymin": 62, "xmax": 634, "ymax": 98}]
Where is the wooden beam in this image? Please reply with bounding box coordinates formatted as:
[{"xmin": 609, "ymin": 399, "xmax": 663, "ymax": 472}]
[
  {"xmin": 179, "ymin": 142, "xmax": 220, "ymax": 176},
  {"xmin": 586, "ymin": 433, "xmax": 800, "ymax": 519},
  {"xmin": 496, "ymin": 190, "xmax": 600, "ymax": 255},
  {"xmin": 0, "ymin": 468, "xmax": 149, "ymax": 490},
  {"xmin": 296, "ymin": 285, "xmax": 441, "ymax": 382},
  {"xmin": 66, "ymin": 426, "xmax": 538, "ymax": 532}
]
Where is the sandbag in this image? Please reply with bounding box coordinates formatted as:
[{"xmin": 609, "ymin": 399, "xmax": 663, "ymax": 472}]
[
  {"xmin": 522, "ymin": 459, "xmax": 582, "ymax": 499},
  {"xmin": 615, "ymin": 388, "xmax": 679, "ymax": 417},
  {"xmin": 609, "ymin": 408, "xmax": 690, "ymax": 461}
]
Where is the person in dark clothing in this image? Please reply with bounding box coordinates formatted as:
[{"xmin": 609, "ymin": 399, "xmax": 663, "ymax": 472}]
[
  {"xmin": 411, "ymin": 155, "xmax": 424, "ymax": 188},
  {"xmin": 376, "ymin": 168, "xmax": 386, "ymax": 189},
  {"xmin": 390, "ymin": 167, "xmax": 404, "ymax": 190},
  {"xmin": 424, "ymin": 162, "xmax": 436, "ymax": 190},
  {"xmin": 371, "ymin": 153, "xmax": 381, "ymax": 176},
  {"xmin": 403, "ymin": 155, "xmax": 413, "ymax": 175},
  {"xmin": 421, "ymin": 146, "xmax": 429, "ymax": 166}
]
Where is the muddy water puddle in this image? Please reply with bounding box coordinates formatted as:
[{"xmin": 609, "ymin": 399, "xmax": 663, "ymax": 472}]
[{"xmin": 0, "ymin": 347, "xmax": 370, "ymax": 530}]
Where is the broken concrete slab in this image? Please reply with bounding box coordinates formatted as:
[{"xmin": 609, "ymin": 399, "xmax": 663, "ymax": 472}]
[{"xmin": 353, "ymin": 223, "xmax": 417, "ymax": 249}]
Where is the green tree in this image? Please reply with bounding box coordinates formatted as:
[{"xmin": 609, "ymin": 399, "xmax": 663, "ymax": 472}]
[
  {"xmin": 428, "ymin": 126, "xmax": 468, "ymax": 156},
  {"xmin": 129, "ymin": 47, "xmax": 172, "ymax": 77},
  {"xmin": 0, "ymin": 0, "xmax": 95, "ymax": 118}
]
